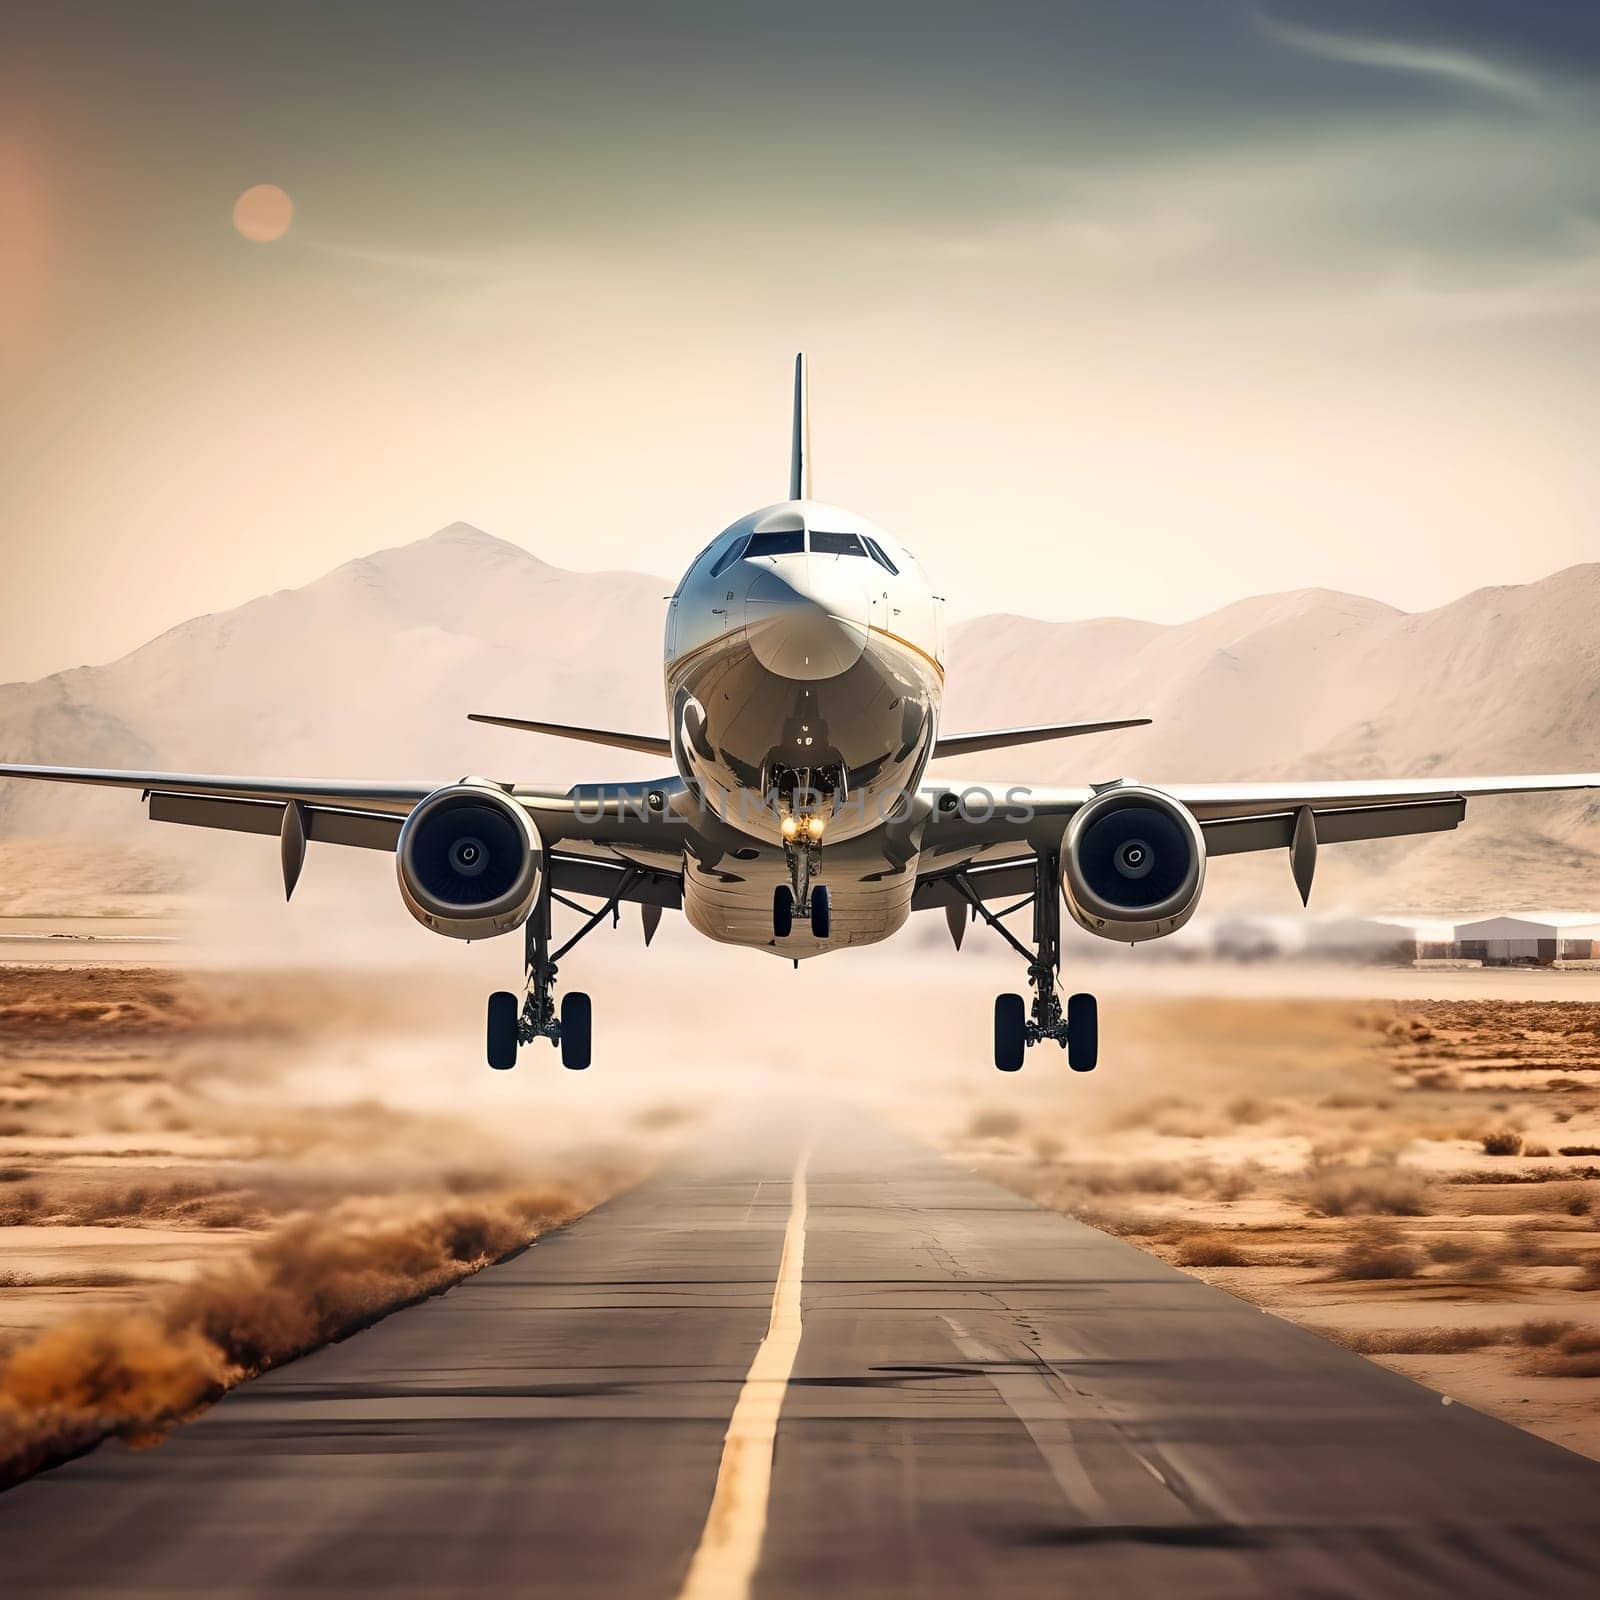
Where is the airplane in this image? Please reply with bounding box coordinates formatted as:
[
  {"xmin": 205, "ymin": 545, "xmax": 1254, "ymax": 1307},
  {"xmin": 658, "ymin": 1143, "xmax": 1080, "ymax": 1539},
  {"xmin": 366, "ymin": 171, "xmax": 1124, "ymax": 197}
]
[{"xmin": 4, "ymin": 354, "xmax": 1599, "ymax": 1073}]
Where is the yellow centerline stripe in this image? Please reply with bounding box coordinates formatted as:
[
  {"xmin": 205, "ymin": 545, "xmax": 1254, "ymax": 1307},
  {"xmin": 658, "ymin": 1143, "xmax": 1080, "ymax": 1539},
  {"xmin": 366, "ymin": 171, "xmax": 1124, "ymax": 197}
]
[{"xmin": 675, "ymin": 1147, "xmax": 811, "ymax": 1600}]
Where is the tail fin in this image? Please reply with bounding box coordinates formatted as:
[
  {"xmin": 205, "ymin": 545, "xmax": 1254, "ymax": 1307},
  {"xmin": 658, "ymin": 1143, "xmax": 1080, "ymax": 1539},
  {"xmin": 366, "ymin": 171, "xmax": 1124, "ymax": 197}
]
[{"xmin": 789, "ymin": 352, "xmax": 811, "ymax": 501}]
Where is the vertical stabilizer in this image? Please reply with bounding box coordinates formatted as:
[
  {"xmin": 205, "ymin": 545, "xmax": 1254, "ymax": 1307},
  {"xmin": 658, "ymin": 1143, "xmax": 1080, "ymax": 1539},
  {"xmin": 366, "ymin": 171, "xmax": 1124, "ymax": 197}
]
[{"xmin": 789, "ymin": 352, "xmax": 811, "ymax": 501}]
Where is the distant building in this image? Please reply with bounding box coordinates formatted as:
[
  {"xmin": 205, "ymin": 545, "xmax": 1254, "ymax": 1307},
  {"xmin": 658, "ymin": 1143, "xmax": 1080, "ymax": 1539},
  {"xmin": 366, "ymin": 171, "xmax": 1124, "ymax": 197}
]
[
  {"xmin": 1301, "ymin": 914, "xmax": 1448, "ymax": 963},
  {"xmin": 1453, "ymin": 914, "xmax": 1600, "ymax": 966}
]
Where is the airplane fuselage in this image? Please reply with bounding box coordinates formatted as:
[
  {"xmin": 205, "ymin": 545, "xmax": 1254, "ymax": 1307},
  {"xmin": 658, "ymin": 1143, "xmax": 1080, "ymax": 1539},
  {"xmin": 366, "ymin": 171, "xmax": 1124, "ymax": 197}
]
[{"xmin": 664, "ymin": 499, "xmax": 946, "ymax": 956}]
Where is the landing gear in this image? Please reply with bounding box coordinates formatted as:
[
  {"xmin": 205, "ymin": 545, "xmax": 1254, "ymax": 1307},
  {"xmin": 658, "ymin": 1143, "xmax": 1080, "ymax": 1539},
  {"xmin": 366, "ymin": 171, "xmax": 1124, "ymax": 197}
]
[
  {"xmin": 487, "ymin": 865, "xmax": 644, "ymax": 1071},
  {"xmin": 994, "ymin": 993, "xmax": 1025, "ymax": 1072},
  {"xmin": 772, "ymin": 881, "xmax": 830, "ymax": 939},
  {"xmin": 1066, "ymin": 990, "xmax": 1098, "ymax": 1073},
  {"xmin": 953, "ymin": 850, "xmax": 1100, "ymax": 1073},
  {"xmin": 809, "ymin": 884, "xmax": 830, "ymax": 939},
  {"xmin": 487, "ymin": 990, "xmax": 519, "ymax": 1070},
  {"xmin": 559, "ymin": 991, "xmax": 591, "ymax": 1071}
]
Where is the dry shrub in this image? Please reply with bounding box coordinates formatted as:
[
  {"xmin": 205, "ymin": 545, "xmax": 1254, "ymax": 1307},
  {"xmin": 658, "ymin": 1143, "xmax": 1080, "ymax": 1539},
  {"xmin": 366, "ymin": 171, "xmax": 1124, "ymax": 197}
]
[
  {"xmin": 1301, "ymin": 1164, "xmax": 1432, "ymax": 1218},
  {"xmin": 1073, "ymin": 1205, "xmax": 1190, "ymax": 1240},
  {"xmin": 1174, "ymin": 1236, "xmax": 1248, "ymax": 1267},
  {"xmin": 1525, "ymin": 1326, "xmax": 1600, "ymax": 1378},
  {"xmin": 0, "ymin": 1189, "xmax": 42, "ymax": 1225},
  {"xmin": 1328, "ymin": 1228, "xmax": 1425, "ymax": 1280},
  {"xmin": 1386, "ymin": 1015, "xmax": 1436, "ymax": 1043},
  {"xmin": 1560, "ymin": 1145, "xmax": 1600, "ymax": 1158},
  {"xmin": 1518, "ymin": 1319, "xmax": 1575, "ymax": 1347},
  {"xmin": 1480, "ymin": 1130, "xmax": 1524, "ymax": 1157},
  {"xmin": 1342, "ymin": 1326, "xmax": 1501, "ymax": 1355},
  {"xmin": 1522, "ymin": 1144, "xmax": 1552, "ymax": 1159},
  {"xmin": 0, "ymin": 1185, "xmax": 595, "ymax": 1490},
  {"xmin": 1575, "ymin": 1259, "xmax": 1600, "ymax": 1292},
  {"xmin": 966, "ymin": 1108, "xmax": 1022, "ymax": 1141}
]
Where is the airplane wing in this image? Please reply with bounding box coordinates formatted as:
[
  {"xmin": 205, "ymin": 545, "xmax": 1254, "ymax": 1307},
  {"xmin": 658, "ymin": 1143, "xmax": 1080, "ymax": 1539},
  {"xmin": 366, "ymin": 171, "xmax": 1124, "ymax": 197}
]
[
  {"xmin": 0, "ymin": 763, "xmax": 686, "ymax": 909},
  {"xmin": 914, "ymin": 771, "xmax": 1600, "ymax": 907},
  {"xmin": 465, "ymin": 715, "xmax": 672, "ymax": 757},
  {"xmin": 929, "ymin": 718, "xmax": 1151, "ymax": 760}
]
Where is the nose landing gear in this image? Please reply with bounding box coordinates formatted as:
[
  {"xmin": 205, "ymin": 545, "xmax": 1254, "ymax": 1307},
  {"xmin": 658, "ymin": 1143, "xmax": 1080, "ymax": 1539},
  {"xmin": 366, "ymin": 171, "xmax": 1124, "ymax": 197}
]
[
  {"xmin": 949, "ymin": 849, "xmax": 1099, "ymax": 1074},
  {"xmin": 772, "ymin": 882, "xmax": 831, "ymax": 939}
]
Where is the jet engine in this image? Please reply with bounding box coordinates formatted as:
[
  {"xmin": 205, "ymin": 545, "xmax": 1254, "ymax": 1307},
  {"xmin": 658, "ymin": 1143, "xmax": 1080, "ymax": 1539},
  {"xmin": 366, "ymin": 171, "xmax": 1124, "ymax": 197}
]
[
  {"xmin": 396, "ymin": 781, "xmax": 544, "ymax": 939},
  {"xmin": 1061, "ymin": 783, "xmax": 1205, "ymax": 943}
]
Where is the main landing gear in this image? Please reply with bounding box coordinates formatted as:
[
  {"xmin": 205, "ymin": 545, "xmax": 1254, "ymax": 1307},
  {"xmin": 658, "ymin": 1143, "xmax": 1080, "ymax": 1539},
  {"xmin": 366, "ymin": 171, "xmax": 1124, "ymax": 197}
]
[
  {"xmin": 487, "ymin": 867, "xmax": 643, "ymax": 1072},
  {"xmin": 950, "ymin": 849, "xmax": 1098, "ymax": 1074}
]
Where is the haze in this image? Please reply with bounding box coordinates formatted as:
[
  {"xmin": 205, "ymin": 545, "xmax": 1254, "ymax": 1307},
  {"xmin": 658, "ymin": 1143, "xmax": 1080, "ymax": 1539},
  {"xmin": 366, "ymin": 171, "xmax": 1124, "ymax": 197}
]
[{"xmin": 2, "ymin": 2, "xmax": 1597, "ymax": 681}]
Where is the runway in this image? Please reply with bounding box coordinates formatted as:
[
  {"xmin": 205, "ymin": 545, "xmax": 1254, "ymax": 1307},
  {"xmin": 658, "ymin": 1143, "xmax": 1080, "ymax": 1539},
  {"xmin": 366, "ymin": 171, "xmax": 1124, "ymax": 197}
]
[{"xmin": 4, "ymin": 1111, "xmax": 1599, "ymax": 1599}]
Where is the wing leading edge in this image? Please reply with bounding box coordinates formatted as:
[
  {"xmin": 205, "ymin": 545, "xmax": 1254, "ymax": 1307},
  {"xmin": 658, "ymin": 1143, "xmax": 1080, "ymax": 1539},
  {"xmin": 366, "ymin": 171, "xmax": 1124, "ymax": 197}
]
[{"xmin": 930, "ymin": 718, "xmax": 1152, "ymax": 760}]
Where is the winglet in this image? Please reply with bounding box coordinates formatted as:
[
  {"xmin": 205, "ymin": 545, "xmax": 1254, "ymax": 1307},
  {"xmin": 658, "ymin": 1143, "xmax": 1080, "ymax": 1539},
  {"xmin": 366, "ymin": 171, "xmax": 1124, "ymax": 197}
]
[{"xmin": 789, "ymin": 352, "xmax": 810, "ymax": 501}]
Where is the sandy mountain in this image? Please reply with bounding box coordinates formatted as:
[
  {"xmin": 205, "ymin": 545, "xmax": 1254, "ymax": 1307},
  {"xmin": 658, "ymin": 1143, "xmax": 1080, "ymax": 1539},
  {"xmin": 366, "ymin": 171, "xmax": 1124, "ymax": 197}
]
[
  {"xmin": 1, "ymin": 526, "xmax": 1597, "ymax": 912},
  {"xmin": 0, "ymin": 524, "xmax": 671, "ymax": 834}
]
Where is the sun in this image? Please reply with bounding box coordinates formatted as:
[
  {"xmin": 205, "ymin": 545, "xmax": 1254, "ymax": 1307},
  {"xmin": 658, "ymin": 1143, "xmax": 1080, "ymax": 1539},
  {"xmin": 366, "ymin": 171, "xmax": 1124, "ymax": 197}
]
[{"xmin": 232, "ymin": 184, "xmax": 293, "ymax": 243}]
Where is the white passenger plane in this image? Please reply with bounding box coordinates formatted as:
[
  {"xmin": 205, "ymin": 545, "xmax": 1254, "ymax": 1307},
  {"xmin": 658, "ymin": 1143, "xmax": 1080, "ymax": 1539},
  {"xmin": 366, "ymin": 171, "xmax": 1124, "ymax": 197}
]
[{"xmin": 5, "ymin": 356, "xmax": 1599, "ymax": 1072}]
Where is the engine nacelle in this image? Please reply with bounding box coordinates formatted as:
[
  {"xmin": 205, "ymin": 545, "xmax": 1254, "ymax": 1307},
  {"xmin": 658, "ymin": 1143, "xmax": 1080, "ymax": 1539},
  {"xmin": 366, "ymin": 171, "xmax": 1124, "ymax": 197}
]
[
  {"xmin": 1061, "ymin": 783, "xmax": 1205, "ymax": 943},
  {"xmin": 396, "ymin": 781, "xmax": 543, "ymax": 940}
]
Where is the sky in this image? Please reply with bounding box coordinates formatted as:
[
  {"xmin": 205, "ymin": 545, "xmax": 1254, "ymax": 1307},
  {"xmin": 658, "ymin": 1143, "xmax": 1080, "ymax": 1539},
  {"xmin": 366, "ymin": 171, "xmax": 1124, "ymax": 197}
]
[{"xmin": 1, "ymin": 1, "xmax": 1597, "ymax": 681}]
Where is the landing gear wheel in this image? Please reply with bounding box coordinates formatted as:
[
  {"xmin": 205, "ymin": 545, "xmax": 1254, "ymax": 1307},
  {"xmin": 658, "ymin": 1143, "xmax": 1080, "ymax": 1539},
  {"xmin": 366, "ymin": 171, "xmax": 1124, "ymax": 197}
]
[
  {"xmin": 773, "ymin": 885, "xmax": 794, "ymax": 939},
  {"xmin": 1067, "ymin": 992, "xmax": 1098, "ymax": 1072},
  {"xmin": 487, "ymin": 990, "xmax": 519, "ymax": 1071},
  {"xmin": 560, "ymin": 991, "xmax": 592, "ymax": 1070},
  {"xmin": 994, "ymin": 993, "xmax": 1026, "ymax": 1072},
  {"xmin": 809, "ymin": 884, "xmax": 831, "ymax": 939}
]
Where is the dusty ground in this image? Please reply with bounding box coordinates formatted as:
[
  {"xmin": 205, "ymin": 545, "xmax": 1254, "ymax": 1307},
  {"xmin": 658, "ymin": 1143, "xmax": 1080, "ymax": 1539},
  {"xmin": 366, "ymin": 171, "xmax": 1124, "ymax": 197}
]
[
  {"xmin": 931, "ymin": 993, "xmax": 1600, "ymax": 1460},
  {"xmin": 5, "ymin": 941, "xmax": 1600, "ymax": 1488},
  {"xmin": 0, "ymin": 961, "xmax": 686, "ymax": 1487}
]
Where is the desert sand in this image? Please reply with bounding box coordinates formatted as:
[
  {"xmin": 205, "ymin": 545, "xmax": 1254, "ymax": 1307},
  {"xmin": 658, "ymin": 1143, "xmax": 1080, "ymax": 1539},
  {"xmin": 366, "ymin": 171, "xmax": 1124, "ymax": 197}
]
[
  {"xmin": 0, "ymin": 957, "xmax": 689, "ymax": 1487},
  {"xmin": 928, "ymin": 991, "xmax": 1600, "ymax": 1460},
  {"xmin": 4, "ymin": 924, "xmax": 1598, "ymax": 1489}
]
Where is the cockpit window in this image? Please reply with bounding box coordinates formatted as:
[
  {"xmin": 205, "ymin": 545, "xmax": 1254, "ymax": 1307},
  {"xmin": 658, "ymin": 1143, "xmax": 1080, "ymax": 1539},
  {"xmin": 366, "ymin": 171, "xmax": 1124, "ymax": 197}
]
[
  {"xmin": 709, "ymin": 536, "xmax": 749, "ymax": 577},
  {"xmin": 862, "ymin": 536, "xmax": 899, "ymax": 575},
  {"xmin": 744, "ymin": 529, "xmax": 805, "ymax": 558},
  {"xmin": 809, "ymin": 531, "xmax": 866, "ymax": 557}
]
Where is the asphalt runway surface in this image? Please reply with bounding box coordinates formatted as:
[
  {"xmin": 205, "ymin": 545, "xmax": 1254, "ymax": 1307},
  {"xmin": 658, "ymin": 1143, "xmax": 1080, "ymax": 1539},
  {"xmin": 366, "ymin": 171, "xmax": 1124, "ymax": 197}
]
[{"xmin": 4, "ymin": 1111, "xmax": 1600, "ymax": 1599}]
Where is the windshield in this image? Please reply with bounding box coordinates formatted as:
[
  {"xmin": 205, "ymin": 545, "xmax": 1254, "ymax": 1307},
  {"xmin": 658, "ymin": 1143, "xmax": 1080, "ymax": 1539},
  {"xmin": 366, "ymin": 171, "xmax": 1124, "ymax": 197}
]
[
  {"xmin": 809, "ymin": 531, "xmax": 866, "ymax": 557},
  {"xmin": 744, "ymin": 529, "xmax": 805, "ymax": 558}
]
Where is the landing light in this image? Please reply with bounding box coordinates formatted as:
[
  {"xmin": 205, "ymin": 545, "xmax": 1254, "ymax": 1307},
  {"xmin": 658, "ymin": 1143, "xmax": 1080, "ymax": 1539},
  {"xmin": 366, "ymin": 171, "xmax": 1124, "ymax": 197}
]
[
  {"xmin": 806, "ymin": 816, "xmax": 825, "ymax": 839},
  {"xmin": 781, "ymin": 816, "xmax": 799, "ymax": 839}
]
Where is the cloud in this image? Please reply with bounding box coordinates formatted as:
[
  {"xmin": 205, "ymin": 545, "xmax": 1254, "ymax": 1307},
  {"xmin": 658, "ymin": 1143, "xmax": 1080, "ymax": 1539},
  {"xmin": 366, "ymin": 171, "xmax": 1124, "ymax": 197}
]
[
  {"xmin": 1259, "ymin": 13, "xmax": 1547, "ymax": 105},
  {"xmin": 1386, "ymin": 240, "xmax": 1600, "ymax": 324}
]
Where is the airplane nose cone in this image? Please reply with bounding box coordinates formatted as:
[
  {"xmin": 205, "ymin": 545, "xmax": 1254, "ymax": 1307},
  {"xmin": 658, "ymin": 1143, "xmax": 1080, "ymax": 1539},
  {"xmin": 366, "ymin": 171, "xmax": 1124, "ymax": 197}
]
[{"xmin": 744, "ymin": 560, "xmax": 869, "ymax": 680}]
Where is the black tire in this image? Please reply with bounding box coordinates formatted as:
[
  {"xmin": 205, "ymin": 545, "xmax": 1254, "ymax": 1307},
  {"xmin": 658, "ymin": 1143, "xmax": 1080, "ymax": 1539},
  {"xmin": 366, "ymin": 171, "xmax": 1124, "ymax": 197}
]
[
  {"xmin": 560, "ymin": 991, "xmax": 592, "ymax": 1070},
  {"xmin": 773, "ymin": 885, "xmax": 793, "ymax": 939},
  {"xmin": 809, "ymin": 884, "xmax": 831, "ymax": 939},
  {"xmin": 486, "ymin": 990, "xmax": 519, "ymax": 1071},
  {"xmin": 994, "ymin": 993, "xmax": 1026, "ymax": 1072},
  {"xmin": 1067, "ymin": 991, "xmax": 1098, "ymax": 1072}
]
